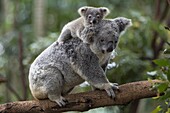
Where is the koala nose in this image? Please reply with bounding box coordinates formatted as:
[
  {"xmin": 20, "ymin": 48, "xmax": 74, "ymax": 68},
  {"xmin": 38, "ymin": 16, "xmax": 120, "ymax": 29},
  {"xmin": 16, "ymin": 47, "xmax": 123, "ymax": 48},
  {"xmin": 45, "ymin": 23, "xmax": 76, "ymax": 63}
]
[
  {"xmin": 90, "ymin": 18, "xmax": 97, "ymax": 24},
  {"xmin": 92, "ymin": 20, "xmax": 97, "ymax": 24},
  {"xmin": 106, "ymin": 41, "xmax": 114, "ymax": 52},
  {"xmin": 107, "ymin": 46, "xmax": 113, "ymax": 52}
]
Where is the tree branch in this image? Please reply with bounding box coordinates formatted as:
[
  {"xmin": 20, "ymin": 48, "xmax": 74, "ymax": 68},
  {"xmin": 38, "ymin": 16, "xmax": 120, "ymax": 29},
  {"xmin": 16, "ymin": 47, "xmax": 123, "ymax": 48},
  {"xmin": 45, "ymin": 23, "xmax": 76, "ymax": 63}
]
[{"xmin": 0, "ymin": 80, "xmax": 161, "ymax": 113}]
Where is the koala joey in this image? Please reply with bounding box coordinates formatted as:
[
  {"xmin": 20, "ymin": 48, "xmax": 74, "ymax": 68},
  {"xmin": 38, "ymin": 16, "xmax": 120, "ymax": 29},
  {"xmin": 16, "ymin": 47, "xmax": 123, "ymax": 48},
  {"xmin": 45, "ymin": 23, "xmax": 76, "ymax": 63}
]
[
  {"xmin": 28, "ymin": 17, "xmax": 132, "ymax": 107},
  {"xmin": 57, "ymin": 6, "xmax": 110, "ymax": 43}
]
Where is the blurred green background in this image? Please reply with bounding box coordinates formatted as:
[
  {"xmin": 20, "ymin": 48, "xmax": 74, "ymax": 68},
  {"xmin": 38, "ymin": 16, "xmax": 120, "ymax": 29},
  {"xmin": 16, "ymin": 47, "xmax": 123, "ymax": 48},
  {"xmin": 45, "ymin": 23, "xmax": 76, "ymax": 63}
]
[{"xmin": 0, "ymin": 0, "xmax": 169, "ymax": 113}]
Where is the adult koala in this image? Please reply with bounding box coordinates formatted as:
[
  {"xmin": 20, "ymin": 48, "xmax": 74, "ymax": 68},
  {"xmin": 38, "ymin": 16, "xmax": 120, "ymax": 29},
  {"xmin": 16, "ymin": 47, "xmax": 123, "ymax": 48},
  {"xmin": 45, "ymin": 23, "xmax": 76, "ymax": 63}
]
[
  {"xmin": 81, "ymin": 17, "xmax": 132, "ymax": 71},
  {"xmin": 28, "ymin": 17, "xmax": 132, "ymax": 107}
]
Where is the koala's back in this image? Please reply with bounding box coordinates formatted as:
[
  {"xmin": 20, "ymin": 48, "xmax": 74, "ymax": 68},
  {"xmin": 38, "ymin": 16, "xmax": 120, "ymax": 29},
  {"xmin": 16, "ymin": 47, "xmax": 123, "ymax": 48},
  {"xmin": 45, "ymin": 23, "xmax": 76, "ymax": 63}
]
[
  {"xmin": 29, "ymin": 40, "xmax": 84, "ymax": 99},
  {"xmin": 62, "ymin": 17, "xmax": 84, "ymax": 38}
]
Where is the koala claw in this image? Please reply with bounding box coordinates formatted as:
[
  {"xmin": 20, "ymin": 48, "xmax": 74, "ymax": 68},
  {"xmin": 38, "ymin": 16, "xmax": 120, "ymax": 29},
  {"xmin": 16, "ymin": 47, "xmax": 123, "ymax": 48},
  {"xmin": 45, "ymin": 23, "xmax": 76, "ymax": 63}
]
[
  {"xmin": 105, "ymin": 83, "xmax": 119, "ymax": 99},
  {"xmin": 111, "ymin": 83, "xmax": 120, "ymax": 93},
  {"xmin": 112, "ymin": 83, "xmax": 119, "ymax": 86},
  {"xmin": 111, "ymin": 83, "xmax": 119, "ymax": 90},
  {"xmin": 55, "ymin": 97, "xmax": 68, "ymax": 107},
  {"xmin": 105, "ymin": 88, "xmax": 115, "ymax": 98}
]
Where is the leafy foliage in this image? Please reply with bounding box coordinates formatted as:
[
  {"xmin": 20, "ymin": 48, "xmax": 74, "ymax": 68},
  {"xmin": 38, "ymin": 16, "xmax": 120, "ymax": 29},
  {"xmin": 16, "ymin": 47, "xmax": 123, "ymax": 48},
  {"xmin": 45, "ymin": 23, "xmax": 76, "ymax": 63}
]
[{"xmin": 149, "ymin": 41, "xmax": 170, "ymax": 113}]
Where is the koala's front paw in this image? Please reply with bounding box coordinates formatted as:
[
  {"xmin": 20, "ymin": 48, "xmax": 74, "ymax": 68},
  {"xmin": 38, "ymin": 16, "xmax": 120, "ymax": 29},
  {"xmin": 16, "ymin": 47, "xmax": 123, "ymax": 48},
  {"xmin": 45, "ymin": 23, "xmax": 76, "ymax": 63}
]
[{"xmin": 104, "ymin": 83, "xmax": 119, "ymax": 99}]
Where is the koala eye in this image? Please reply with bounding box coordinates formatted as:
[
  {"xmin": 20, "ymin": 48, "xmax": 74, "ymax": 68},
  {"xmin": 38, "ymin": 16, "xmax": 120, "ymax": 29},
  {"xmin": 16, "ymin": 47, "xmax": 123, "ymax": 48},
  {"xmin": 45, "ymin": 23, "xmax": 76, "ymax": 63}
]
[
  {"xmin": 109, "ymin": 41, "xmax": 113, "ymax": 43},
  {"xmin": 97, "ymin": 14, "xmax": 100, "ymax": 18},
  {"xmin": 88, "ymin": 15, "xmax": 92, "ymax": 19},
  {"xmin": 114, "ymin": 36, "xmax": 119, "ymax": 44},
  {"xmin": 100, "ymin": 39, "xmax": 104, "ymax": 42}
]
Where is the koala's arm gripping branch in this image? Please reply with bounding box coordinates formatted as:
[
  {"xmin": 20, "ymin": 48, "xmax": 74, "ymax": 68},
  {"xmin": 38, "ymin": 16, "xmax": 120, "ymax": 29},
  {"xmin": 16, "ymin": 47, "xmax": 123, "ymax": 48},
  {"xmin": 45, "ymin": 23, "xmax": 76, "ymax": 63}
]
[{"xmin": 0, "ymin": 80, "xmax": 161, "ymax": 113}]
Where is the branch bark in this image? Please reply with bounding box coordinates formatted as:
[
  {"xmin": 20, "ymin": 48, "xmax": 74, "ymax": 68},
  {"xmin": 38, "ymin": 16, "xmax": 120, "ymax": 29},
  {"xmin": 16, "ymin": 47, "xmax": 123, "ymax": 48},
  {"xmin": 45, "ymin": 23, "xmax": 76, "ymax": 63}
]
[{"xmin": 0, "ymin": 80, "xmax": 161, "ymax": 113}]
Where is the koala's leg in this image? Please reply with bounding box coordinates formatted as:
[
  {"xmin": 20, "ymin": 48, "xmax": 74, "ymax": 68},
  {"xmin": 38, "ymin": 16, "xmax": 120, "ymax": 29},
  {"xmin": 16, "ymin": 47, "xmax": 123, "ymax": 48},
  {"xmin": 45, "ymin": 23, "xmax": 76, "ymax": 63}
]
[
  {"xmin": 57, "ymin": 29, "xmax": 72, "ymax": 43},
  {"xmin": 45, "ymin": 68, "xmax": 67, "ymax": 107},
  {"xmin": 101, "ymin": 60, "xmax": 109, "ymax": 73},
  {"xmin": 72, "ymin": 62, "xmax": 119, "ymax": 98},
  {"xmin": 71, "ymin": 44, "xmax": 119, "ymax": 98},
  {"xmin": 91, "ymin": 59, "xmax": 108, "ymax": 91},
  {"xmin": 80, "ymin": 27, "xmax": 96, "ymax": 44}
]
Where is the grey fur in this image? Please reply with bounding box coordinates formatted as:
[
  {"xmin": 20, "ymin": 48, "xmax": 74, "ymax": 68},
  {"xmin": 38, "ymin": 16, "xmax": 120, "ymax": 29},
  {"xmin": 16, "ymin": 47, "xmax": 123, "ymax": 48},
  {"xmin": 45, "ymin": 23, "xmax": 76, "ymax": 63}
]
[
  {"xmin": 29, "ymin": 17, "xmax": 132, "ymax": 107},
  {"xmin": 82, "ymin": 17, "xmax": 132, "ymax": 71}
]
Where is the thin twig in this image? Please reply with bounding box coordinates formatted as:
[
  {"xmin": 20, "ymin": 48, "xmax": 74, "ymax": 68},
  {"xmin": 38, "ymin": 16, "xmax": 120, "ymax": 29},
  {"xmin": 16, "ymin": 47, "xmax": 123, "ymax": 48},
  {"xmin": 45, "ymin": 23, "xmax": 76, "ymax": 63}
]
[
  {"xmin": 167, "ymin": 0, "xmax": 170, "ymax": 5},
  {"xmin": 151, "ymin": 0, "xmax": 168, "ymax": 59},
  {"xmin": 160, "ymin": 1, "xmax": 169, "ymax": 21},
  {"xmin": 155, "ymin": 0, "xmax": 161, "ymax": 19},
  {"xmin": 18, "ymin": 32, "xmax": 27, "ymax": 100},
  {"xmin": 6, "ymin": 84, "xmax": 22, "ymax": 101}
]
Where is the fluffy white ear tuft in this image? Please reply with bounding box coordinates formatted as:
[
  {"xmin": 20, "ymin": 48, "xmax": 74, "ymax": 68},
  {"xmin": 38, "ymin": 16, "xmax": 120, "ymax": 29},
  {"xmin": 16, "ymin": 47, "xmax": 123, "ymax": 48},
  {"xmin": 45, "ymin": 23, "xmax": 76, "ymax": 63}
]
[
  {"xmin": 113, "ymin": 17, "xmax": 132, "ymax": 34},
  {"xmin": 78, "ymin": 6, "xmax": 88, "ymax": 17},
  {"xmin": 99, "ymin": 7, "xmax": 110, "ymax": 18}
]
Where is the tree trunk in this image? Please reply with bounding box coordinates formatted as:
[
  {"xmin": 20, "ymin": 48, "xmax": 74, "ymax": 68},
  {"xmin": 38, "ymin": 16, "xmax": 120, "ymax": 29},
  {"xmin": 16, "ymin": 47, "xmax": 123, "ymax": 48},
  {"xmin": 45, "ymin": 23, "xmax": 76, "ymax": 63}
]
[
  {"xmin": 0, "ymin": 80, "xmax": 161, "ymax": 113},
  {"xmin": 33, "ymin": 0, "xmax": 46, "ymax": 38}
]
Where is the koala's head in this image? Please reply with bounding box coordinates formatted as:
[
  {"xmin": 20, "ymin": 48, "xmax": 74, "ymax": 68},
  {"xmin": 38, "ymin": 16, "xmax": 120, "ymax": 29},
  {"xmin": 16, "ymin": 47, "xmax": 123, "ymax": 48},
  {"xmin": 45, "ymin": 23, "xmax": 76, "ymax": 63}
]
[
  {"xmin": 78, "ymin": 6, "xmax": 110, "ymax": 26},
  {"xmin": 89, "ymin": 17, "xmax": 132, "ymax": 55}
]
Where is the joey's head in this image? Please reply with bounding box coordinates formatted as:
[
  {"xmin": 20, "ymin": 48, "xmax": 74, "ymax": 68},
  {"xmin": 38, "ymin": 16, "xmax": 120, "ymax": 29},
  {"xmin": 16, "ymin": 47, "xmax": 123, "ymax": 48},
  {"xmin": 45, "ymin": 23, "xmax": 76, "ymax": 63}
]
[
  {"xmin": 89, "ymin": 17, "xmax": 132, "ymax": 55},
  {"xmin": 78, "ymin": 6, "xmax": 110, "ymax": 26}
]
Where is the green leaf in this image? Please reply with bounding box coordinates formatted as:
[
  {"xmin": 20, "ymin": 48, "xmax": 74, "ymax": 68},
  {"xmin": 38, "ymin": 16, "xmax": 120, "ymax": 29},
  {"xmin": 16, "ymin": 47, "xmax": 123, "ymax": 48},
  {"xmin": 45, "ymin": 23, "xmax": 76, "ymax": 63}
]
[
  {"xmin": 160, "ymin": 90, "xmax": 170, "ymax": 100},
  {"xmin": 167, "ymin": 70, "xmax": 170, "ymax": 81},
  {"xmin": 157, "ymin": 83, "xmax": 168, "ymax": 93},
  {"xmin": 151, "ymin": 105, "xmax": 162, "ymax": 113},
  {"xmin": 166, "ymin": 108, "xmax": 170, "ymax": 113},
  {"xmin": 153, "ymin": 59, "xmax": 170, "ymax": 67}
]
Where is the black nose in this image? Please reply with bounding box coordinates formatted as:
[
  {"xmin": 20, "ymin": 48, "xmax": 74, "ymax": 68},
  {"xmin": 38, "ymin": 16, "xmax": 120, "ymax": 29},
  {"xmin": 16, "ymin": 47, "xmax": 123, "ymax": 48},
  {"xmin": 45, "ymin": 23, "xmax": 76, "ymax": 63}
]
[
  {"xmin": 102, "ymin": 50, "xmax": 105, "ymax": 53},
  {"xmin": 107, "ymin": 46, "xmax": 113, "ymax": 52},
  {"xmin": 93, "ymin": 20, "xmax": 97, "ymax": 24}
]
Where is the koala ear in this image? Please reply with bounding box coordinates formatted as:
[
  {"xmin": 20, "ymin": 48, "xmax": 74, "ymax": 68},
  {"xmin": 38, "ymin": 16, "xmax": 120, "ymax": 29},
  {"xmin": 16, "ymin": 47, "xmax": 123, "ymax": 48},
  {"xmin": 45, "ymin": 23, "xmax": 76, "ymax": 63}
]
[
  {"xmin": 99, "ymin": 7, "xmax": 110, "ymax": 18},
  {"xmin": 78, "ymin": 6, "xmax": 88, "ymax": 17},
  {"xmin": 113, "ymin": 17, "xmax": 132, "ymax": 33}
]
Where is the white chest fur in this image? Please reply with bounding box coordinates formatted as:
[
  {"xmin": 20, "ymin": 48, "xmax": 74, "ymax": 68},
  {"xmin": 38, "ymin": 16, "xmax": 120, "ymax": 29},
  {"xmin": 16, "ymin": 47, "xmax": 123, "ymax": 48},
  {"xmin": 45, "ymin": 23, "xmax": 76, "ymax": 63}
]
[{"xmin": 98, "ymin": 52, "xmax": 111, "ymax": 66}]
